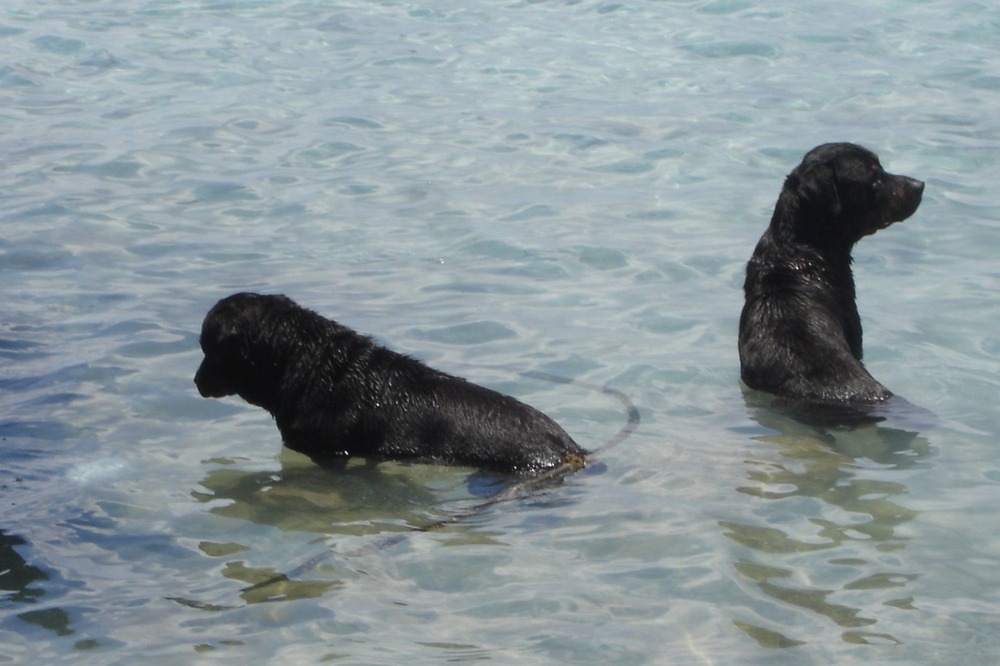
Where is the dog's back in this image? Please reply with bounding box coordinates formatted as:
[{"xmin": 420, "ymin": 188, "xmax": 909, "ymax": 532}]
[
  {"xmin": 738, "ymin": 143, "xmax": 923, "ymax": 405},
  {"xmin": 738, "ymin": 244, "xmax": 890, "ymax": 403},
  {"xmin": 280, "ymin": 337, "xmax": 585, "ymax": 472}
]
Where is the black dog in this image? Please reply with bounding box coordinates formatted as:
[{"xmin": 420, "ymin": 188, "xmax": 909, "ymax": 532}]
[
  {"xmin": 738, "ymin": 143, "xmax": 924, "ymax": 405},
  {"xmin": 194, "ymin": 293, "xmax": 586, "ymax": 473}
]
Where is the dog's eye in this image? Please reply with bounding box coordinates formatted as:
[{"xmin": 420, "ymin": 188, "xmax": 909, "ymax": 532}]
[{"xmin": 871, "ymin": 178, "xmax": 882, "ymax": 191}]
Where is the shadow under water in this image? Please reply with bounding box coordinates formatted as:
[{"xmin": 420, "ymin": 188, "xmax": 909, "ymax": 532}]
[
  {"xmin": 176, "ymin": 449, "xmax": 547, "ymax": 609},
  {"xmin": 0, "ymin": 529, "xmax": 78, "ymax": 639},
  {"xmin": 726, "ymin": 389, "xmax": 935, "ymax": 648}
]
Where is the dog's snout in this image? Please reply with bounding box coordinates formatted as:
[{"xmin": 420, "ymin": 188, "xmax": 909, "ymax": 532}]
[
  {"xmin": 905, "ymin": 176, "xmax": 925, "ymax": 195},
  {"xmin": 884, "ymin": 174, "xmax": 924, "ymax": 224},
  {"xmin": 900, "ymin": 176, "xmax": 924, "ymax": 205},
  {"xmin": 887, "ymin": 174, "xmax": 924, "ymax": 201}
]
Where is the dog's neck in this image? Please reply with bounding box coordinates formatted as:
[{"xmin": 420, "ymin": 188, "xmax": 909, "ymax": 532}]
[
  {"xmin": 761, "ymin": 199, "xmax": 864, "ymax": 360},
  {"xmin": 779, "ymin": 186, "xmax": 855, "ymax": 241}
]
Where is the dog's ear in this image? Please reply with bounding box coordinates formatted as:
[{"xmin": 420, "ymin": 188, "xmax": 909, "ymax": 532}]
[{"xmin": 789, "ymin": 163, "xmax": 842, "ymax": 220}]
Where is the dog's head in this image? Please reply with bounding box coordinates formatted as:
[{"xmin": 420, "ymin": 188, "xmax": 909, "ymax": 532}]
[
  {"xmin": 784, "ymin": 142, "xmax": 924, "ymax": 247},
  {"xmin": 194, "ymin": 292, "xmax": 298, "ymax": 402}
]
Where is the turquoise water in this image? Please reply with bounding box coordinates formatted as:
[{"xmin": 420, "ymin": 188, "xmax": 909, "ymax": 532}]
[{"xmin": 2, "ymin": 0, "xmax": 1000, "ymax": 662}]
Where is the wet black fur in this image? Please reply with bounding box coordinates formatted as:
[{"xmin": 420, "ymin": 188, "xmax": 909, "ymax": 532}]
[
  {"xmin": 738, "ymin": 143, "xmax": 925, "ymax": 404},
  {"xmin": 195, "ymin": 293, "xmax": 585, "ymax": 473}
]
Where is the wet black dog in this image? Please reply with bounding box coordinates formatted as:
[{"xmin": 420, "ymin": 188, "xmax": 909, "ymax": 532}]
[
  {"xmin": 194, "ymin": 293, "xmax": 585, "ymax": 473},
  {"xmin": 738, "ymin": 143, "xmax": 924, "ymax": 405}
]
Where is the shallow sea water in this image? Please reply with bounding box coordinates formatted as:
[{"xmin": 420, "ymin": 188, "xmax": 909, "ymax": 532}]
[{"xmin": 2, "ymin": 0, "xmax": 1000, "ymax": 663}]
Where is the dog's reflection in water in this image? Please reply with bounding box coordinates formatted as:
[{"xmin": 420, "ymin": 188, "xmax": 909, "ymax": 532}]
[{"xmin": 186, "ymin": 450, "xmax": 511, "ymax": 606}]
